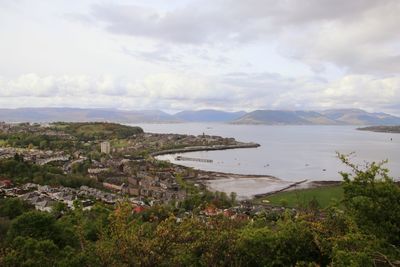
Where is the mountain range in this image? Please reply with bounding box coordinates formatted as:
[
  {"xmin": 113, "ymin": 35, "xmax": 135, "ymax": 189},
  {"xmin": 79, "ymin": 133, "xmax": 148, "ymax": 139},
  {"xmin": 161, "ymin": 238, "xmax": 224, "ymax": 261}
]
[
  {"xmin": 232, "ymin": 109, "xmax": 400, "ymax": 125},
  {"xmin": 0, "ymin": 108, "xmax": 399, "ymax": 125}
]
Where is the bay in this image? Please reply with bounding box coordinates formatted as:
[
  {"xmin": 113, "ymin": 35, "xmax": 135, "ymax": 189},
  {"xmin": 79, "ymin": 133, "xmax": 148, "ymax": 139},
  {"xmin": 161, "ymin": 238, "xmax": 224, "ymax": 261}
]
[{"xmin": 133, "ymin": 123, "xmax": 400, "ymax": 183}]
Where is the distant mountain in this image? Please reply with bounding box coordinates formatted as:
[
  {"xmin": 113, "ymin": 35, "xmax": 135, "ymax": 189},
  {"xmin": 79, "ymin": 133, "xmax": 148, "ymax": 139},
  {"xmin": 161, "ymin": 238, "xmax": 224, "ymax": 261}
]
[
  {"xmin": 232, "ymin": 109, "xmax": 400, "ymax": 125},
  {"xmin": 174, "ymin": 109, "xmax": 246, "ymax": 122},
  {"xmin": 320, "ymin": 109, "xmax": 400, "ymax": 125},
  {"xmin": 1, "ymin": 108, "xmax": 399, "ymax": 125},
  {"xmin": 0, "ymin": 108, "xmax": 178, "ymax": 123}
]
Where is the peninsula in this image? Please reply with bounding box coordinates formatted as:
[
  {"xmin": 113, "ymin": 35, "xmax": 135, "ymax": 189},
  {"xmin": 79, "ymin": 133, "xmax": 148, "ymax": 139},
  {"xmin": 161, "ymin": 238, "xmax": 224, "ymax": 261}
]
[{"xmin": 358, "ymin": 125, "xmax": 400, "ymax": 134}]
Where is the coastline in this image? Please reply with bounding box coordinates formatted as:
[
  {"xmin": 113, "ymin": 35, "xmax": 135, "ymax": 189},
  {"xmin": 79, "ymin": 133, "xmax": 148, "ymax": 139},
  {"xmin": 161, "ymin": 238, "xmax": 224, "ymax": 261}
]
[
  {"xmin": 152, "ymin": 143, "xmax": 343, "ymax": 199},
  {"xmin": 357, "ymin": 125, "xmax": 400, "ymax": 134},
  {"xmin": 151, "ymin": 144, "xmax": 296, "ymax": 199},
  {"xmin": 253, "ymin": 180, "xmax": 342, "ymax": 198}
]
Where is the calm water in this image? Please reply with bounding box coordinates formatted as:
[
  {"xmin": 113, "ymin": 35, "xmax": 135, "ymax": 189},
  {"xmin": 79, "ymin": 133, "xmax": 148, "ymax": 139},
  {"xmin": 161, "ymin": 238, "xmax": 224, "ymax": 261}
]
[{"xmin": 134, "ymin": 123, "xmax": 400, "ymax": 182}]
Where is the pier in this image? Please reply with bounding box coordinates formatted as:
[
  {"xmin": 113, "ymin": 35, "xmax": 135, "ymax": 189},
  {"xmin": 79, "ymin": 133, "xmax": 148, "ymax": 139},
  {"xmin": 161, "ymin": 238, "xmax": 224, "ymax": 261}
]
[
  {"xmin": 175, "ymin": 156, "xmax": 213, "ymax": 163},
  {"xmin": 254, "ymin": 179, "xmax": 308, "ymax": 199}
]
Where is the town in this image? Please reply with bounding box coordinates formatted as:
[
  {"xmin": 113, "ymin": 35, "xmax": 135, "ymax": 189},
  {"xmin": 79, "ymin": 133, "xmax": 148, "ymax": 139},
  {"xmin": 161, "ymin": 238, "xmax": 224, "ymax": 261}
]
[{"xmin": 0, "ymin": 121, "xmax": 266, "ymax": 218}]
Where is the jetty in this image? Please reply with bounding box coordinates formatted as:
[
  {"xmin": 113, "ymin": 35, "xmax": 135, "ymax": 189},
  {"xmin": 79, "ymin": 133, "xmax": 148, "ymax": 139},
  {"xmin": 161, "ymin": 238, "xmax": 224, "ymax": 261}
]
[
  {"xmin": 254, "ymin": 179, "xmax": 308, "ymax": 198},
  {"xmin": 175, "ymin": 156, "xmax": 213, "ymax": 163}
]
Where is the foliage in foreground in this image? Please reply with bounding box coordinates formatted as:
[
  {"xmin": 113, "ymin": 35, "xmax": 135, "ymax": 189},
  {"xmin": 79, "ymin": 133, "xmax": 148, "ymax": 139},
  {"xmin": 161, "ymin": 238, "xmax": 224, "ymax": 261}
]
[{"xmin": 0, "ymin": 155, "xmax": 399, "ymax": 266}]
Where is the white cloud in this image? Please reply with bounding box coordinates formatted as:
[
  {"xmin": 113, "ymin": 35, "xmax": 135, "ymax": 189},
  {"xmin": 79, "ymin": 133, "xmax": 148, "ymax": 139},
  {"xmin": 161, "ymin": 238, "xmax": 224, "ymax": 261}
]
[
  {"xmin": 318, "ymin": 75, "xmax": 400, "ymax": 111},
  {"xmin": 1, "ymin": 73, "xmax": 399, "ymax": 115}
]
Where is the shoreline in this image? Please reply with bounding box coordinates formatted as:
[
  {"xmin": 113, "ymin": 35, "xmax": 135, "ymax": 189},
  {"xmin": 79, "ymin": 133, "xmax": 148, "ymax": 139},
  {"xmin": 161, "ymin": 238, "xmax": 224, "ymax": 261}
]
[
  {"xmin": 151, "ymin": 143, "xmax": 342, "ymax": 199},
  {"xmin": 253, "ymin": 180, "xmax": 342, "ymax": 198},
  {"xmin": 195, "ymin": 171, "xmax": 341, "ymax": 199},
  {"xmin": 357, "ymin": 125, "xmax": 400, "ymax": 134}
]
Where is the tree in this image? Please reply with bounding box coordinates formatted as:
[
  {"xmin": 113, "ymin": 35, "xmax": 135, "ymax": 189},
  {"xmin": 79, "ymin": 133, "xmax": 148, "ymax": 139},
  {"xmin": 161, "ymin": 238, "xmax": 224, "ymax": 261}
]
[
  {"xmin": 338, "ymin": 153, "xmax": 400, "ymax": 246},
  {"xmin": 230, "ymin": 192, "xmax": 237, "ymax": 206},
  {"xmin": 6, "ymin": 211, "xmax": 62, "ymax": 245},
  {"xmin": 236, "ymin": 218, "xmax": 320, "ymax": 266},
  {"xmin": 1, "ymin": 236, "xmax": 61, "ymax": 267},
  {"xmin": 0, "ymin": 198, "xmax": 33, "ymax": 220}
]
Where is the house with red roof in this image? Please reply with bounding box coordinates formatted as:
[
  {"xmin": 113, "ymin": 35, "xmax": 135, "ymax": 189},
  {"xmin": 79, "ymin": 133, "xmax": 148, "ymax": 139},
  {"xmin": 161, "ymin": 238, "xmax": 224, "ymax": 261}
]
[{"xmin": 0, "ymin": 179, "xmax": 13, "ymax": 188}]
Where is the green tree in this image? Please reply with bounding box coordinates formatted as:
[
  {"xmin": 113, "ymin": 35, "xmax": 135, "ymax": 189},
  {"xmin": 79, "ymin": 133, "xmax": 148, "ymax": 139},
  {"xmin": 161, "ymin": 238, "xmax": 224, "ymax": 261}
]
[
  {"xmin": 2, "ymin": 236, "xmax": 61, "ymax": 267},
  {"xmin": 0, "ymin": 198, "xmax": 34, "ymax": 220},
  {"xmin": 338, "ymin": 153, "xmax": 400, "ymax": 246},
  {"xmin": 6, "ymin": 211, "xmax": 66, "ymax": 246},
  {"xmin": 236, "ymin": 218, "xmax": 320, "ymax": 266}
]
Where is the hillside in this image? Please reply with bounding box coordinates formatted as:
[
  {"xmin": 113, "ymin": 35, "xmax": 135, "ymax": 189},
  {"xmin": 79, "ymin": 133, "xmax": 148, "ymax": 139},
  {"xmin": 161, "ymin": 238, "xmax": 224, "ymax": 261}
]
[
  {"xmin": 1, "ymin": 107, "xmax": 400, "ymax": 125},
  {"xmin": 232, "ymin": 109, "xmax": 400, "ymax": 125},
  {"xmin": 0, "ymin": 108, "xmax": 178, "ymax": 123},
  {"xmin": 174, "ymin": 109, "xmax": 246, "ymax": 122},
  {"xmin": 320, "ymin": 109, "xmax": 400, "ymax": 125}
]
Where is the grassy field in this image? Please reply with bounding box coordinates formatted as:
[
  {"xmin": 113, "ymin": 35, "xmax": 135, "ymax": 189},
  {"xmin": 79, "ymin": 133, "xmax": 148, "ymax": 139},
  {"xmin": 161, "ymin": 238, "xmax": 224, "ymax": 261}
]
[
  {"xmin": 260, "ymin": 185, "xmax": 344, "ymax": 209},
  {"xmin": 0, "ymin": 140, "xmax": 7, "ymax": 147},
  {"xmin": 111, "ymin": 139, "xmax": 130, "ymax": 148}
]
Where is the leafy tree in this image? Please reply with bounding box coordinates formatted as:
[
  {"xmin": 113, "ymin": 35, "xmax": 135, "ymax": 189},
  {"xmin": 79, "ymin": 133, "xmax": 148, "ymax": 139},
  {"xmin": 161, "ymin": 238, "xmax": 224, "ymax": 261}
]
[
  {"xmin": 0, "ymin": 198, "xmax": 34, "ymax": 220},
  {"xmin": 7, "ymin": 211, "xmax": 55, "ymax": 240},
  {"xmin": 2, "ymin": 237, "xmax": 61, "ymax": 267},
  {"xmin": 338, "ymin": 153, "xmax": 400, "ymax": 246},
  {"xmin": 236, "ymin": 217, "xmax": 320, "ymax": 266},
  {"xmin": 6, "ymin": 211, "xmax": 68, "ymax": 247}
]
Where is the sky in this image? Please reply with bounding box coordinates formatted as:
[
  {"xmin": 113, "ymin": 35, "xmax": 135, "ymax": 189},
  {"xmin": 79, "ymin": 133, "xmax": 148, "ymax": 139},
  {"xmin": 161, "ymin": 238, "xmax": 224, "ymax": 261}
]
[{"xmin": 0, "ymin": 0, "xmax": 399, "ymax": 114}]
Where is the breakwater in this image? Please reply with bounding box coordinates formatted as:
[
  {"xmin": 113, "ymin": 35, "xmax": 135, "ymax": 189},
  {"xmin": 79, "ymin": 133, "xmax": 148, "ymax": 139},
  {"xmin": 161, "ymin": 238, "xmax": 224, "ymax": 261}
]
[
  {"xmin": 253, "ymin": 179, "xmax": 308, "ymax": 198},
  {"xmin": 175, "ymin": 156, "xmax": 213, "ymax": 163},
  {"xmin": 151, "ymin": 142, "xmax": 260, "ymax": 157}
]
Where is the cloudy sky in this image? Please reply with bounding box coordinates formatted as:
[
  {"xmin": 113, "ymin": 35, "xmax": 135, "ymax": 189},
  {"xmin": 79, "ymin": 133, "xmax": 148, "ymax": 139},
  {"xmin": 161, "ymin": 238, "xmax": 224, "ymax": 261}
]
[{"xmin": 1, "ymin": 0, "xmax": 399, "ymax": 114}]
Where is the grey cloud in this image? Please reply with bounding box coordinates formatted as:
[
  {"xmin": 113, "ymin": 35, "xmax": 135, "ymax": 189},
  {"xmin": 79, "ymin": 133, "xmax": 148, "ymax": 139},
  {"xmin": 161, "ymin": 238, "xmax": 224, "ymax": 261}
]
[
  {"xmin": 222, "ymin": 72, "xmax": 302, "ymax": 95},
  {"xmin": 91, "ymin": 3, "xmax": 236, "ymax": 44},
  {"xmin": 88, "ymin": 0, "xmax": 394, "ymax": 44},
  {"xmin": 0, "ymin": 0, "xmax": 24, "ymax": 9},
  {"xmin": 121, "ymin": 46, "xmax": 182, "ymax": 64},
  {"xmin": 84, "ymin": 0, "xmax": 400, "ymax": 75}
]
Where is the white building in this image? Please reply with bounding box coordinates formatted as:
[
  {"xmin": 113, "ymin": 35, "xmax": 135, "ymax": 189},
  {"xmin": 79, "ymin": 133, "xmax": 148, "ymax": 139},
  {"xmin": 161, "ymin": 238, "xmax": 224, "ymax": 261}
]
[{"xmin": 100, "ymin": 141, "xmax": 111, "ymax": 154}]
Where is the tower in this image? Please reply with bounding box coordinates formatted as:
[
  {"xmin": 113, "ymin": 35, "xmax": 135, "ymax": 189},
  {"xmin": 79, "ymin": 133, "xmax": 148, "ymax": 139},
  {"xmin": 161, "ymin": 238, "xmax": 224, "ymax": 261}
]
[{"xmin": 100, "ymin": 141, "xmax": 111, "ymax": 154}]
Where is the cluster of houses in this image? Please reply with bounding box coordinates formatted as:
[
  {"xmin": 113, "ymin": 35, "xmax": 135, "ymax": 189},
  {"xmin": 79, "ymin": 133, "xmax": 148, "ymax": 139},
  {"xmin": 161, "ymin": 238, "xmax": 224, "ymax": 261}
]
[
  {"xmin": 0, "ymin": 122, "xmax": 12, "ymax": 132},
  {"xmin": 86, "ymin": 158, "xmax": 190, "ymax": 204},
  {"xmin": 1, "ymin": 179, "xmax": 286, "ymax": 221},
  {"xmin": 0, "ymin": 147, "xmax": 70, "ymax": 165},
  {"xmin": 0, "ymin": 182, "xmax": 130, "ymax": 212},
  {"xmin": 196, "ymin": 201, "xmax": 291, "ymax": 223},
  {"xmin": 0, "ymin": 148, "xmax": 191, "ymax": 206}
]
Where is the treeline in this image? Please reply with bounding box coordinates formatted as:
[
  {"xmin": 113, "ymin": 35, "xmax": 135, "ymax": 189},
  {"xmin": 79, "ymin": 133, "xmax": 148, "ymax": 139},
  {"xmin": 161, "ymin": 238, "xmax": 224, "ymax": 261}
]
[
  {"xmin": 0, "ymin": 157, "xmax": 400, "ymax": 266},
  {"xmin": 50, "ymin": 122, "xmax": 144, "ymax": 141},
  {"xmin": 0, "ymin": 132, "xmax": 78, "ymax": 151}
]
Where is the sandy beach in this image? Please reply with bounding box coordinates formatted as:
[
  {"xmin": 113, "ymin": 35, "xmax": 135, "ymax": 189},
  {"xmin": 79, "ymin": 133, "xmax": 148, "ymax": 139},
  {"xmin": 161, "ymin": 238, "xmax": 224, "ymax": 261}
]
[{"xmin": 191, "ymin": 170, "xmax": 296, "ymax": 199}]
